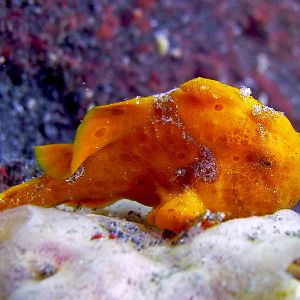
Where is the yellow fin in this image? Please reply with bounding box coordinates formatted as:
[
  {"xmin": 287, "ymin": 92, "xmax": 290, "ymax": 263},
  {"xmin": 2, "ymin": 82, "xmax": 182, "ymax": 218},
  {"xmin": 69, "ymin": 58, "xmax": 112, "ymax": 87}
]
[
  {"xmin": 71, "ymin": 97, "xmax": 152, "ymax": 174},
  {"xmin": 147, "ymin": 188, "xmax": 206, "ymax": 232},
  {"xmin": 35, "ymin": 144, "xmax": 73, "ymax": 180}
]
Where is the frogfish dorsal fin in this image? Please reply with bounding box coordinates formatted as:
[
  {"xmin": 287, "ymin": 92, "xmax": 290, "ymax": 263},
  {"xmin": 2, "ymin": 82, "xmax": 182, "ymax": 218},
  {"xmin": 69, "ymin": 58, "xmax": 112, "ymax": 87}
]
[
  {"xmin": 71, "ymin": 97, "xmax": 152, "ymax": 174},
  {"xmin": 35, "ymin": 144, "xmax": 73, "ymax": 180}
]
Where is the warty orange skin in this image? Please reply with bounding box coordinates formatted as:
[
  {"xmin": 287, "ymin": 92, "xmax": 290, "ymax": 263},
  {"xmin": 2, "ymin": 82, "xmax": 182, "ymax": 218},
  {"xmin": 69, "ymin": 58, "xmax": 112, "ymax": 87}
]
[{"xmin": 1, "ymin": 77, "xmax": 300, "ymax": 232}]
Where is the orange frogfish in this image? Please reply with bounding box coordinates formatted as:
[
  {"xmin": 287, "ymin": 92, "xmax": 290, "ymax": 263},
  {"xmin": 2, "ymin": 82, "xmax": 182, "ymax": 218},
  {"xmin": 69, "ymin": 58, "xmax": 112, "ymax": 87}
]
[{"xmin": 1, "ymin": 77, "xmax": 300, "ymax": 232}]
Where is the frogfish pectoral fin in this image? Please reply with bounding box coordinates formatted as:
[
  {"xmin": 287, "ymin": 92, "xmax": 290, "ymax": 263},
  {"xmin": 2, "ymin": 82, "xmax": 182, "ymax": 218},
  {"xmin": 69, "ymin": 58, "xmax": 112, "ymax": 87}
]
[
  {"xmin": 71, "ymin": 97, "xmax": 152, "ymax": 174},
  {"xmin": 35, "ymin": 144, "xmax": 73, "ymax": 180},
  {"xmin": 147, "ymin": 188, "xmax": 206, "ymax": 232}
]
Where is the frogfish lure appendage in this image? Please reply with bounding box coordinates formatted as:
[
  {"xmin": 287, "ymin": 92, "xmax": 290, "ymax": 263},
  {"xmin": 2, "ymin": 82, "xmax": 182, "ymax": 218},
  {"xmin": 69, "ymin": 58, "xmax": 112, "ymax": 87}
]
[{"xmin": 1, "ymin": 77, "xmax": 300, "ymax": 232}]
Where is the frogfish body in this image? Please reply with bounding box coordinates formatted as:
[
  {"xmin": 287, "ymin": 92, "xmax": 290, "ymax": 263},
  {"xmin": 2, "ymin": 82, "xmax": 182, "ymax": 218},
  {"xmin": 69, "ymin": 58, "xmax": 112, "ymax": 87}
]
[{"xmin": 1, "ymin": 77, "xmax": 300, "ymax": 232}]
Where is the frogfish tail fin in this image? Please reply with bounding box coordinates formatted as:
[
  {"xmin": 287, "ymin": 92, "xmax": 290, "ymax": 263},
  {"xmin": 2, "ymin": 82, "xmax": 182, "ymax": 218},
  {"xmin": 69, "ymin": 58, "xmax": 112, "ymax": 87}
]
[{"xmin": 0, "ymin": 177, "xmax": 64, "ymax": 211}]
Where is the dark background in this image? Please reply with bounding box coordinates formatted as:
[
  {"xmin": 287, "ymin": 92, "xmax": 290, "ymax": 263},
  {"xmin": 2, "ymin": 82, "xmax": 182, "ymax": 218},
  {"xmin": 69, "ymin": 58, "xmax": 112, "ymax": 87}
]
[{"xmin": 0, "ymin": 0, "xmax": 300, "ymax": 205}]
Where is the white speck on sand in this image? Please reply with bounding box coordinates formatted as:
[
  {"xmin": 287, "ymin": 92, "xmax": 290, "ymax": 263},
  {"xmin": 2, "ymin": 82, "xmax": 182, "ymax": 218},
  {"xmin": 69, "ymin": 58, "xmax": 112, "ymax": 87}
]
[{"xmin": 155, "ymin": 32, "xmax": 170, "ymax": 56}]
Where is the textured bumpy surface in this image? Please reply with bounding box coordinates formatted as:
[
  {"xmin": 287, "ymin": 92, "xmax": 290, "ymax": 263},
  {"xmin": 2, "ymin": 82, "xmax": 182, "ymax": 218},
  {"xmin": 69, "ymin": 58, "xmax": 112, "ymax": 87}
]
[
  {"xmin": 0, "ymin": 206, "xmax": 300, "ymax": 300},
  {"xmin": 1, "ymin": 1, "xmax": 300, "ymax": 197},
  {"xmin": 1, "ymin": 77, "xmax": 300, "ymax": 232}
]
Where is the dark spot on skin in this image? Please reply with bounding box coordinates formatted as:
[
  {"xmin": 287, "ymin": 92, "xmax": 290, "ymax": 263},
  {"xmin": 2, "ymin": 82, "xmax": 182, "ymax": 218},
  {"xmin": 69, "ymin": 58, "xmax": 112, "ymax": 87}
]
[
  {"xmin": 262, "ymin": 160, "xmax": 272, "ymax": 167},
  {"xmin": 109, "ymin": 108, "xmax": 125, "ymax": 116},
  {"xmin": 177, "ymin": 152, "xmax": 186, "ymax": 159},
  {"xmin": 233, "ymin": 156, "xmax": 240, "ymax": 161},
  {"xmin": 247, "ymin": 152, "xmax": 272, "ymax": 168},
  {"xmin": 246, "ymin": 154, "xmax": 255, "ymax": 162},
  {"xmin": 137, "ymin": 178, "xmax": 145, "ymax": 186},
  {"xmin": 94, "ymin": 127, "xmax": 107, "ymax": 138},
  {"xmin": 215, "ymin": 104, "xmax": 223, "ymax": 111},
  {"xmin": 61, "ymin": 151, "xmax": 71, "ymax": 158},
  {"xmin": 219, "ymin": 135, "xmax": 227, "ymax": 143}
]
